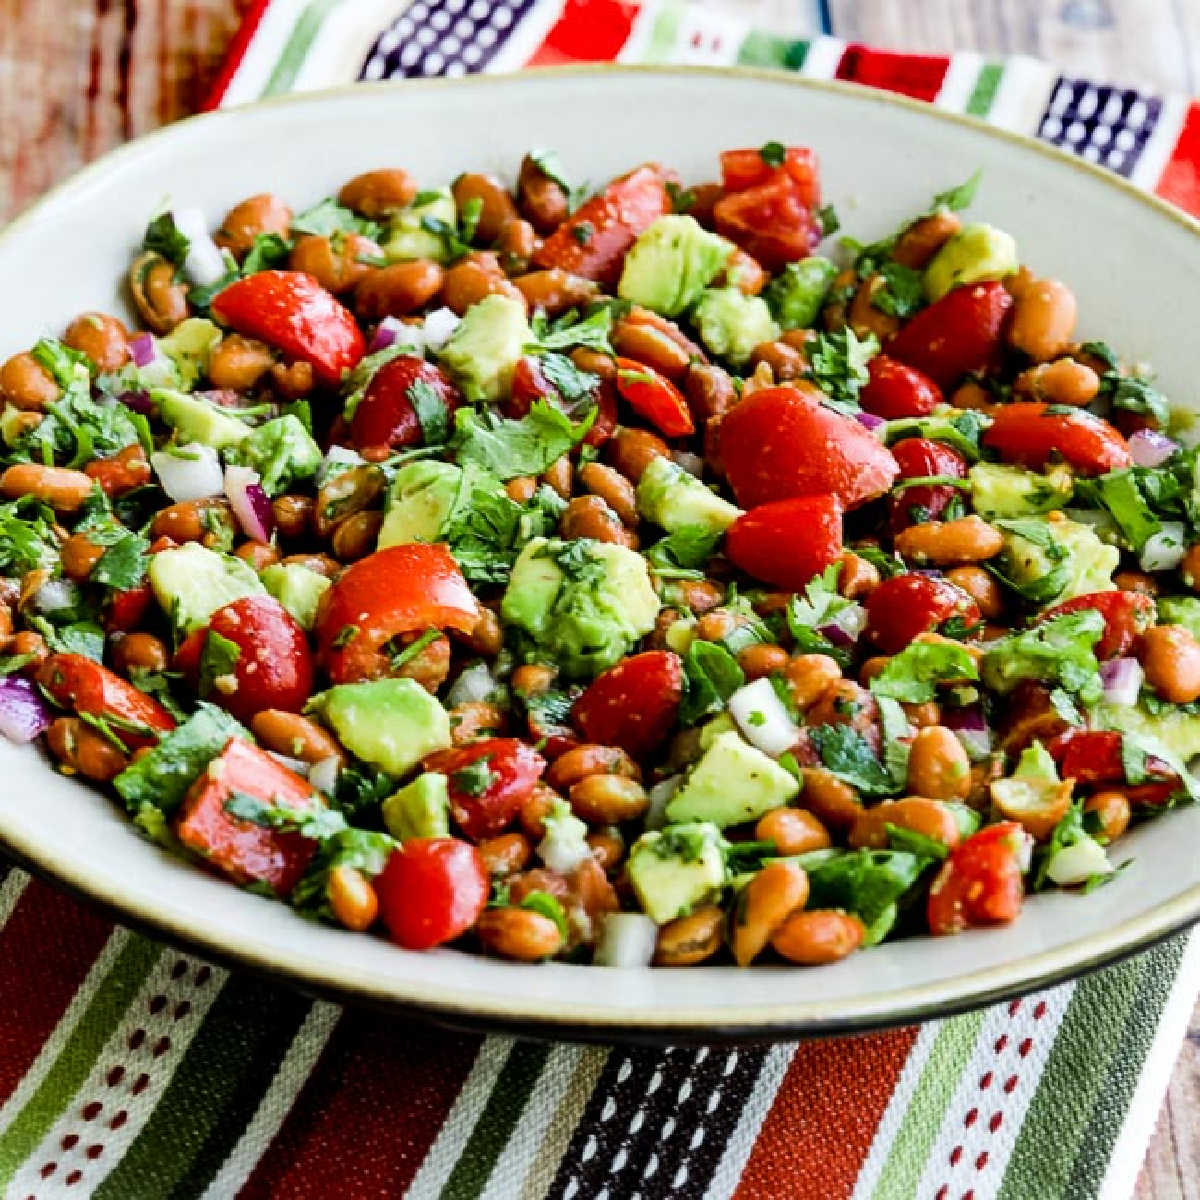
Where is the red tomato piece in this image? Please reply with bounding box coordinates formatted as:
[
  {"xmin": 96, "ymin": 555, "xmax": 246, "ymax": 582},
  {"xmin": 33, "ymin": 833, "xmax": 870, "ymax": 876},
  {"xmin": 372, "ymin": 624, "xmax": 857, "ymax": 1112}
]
[
  {"xmin": 316, "ymin": 545, "xmax": 479, "ymax": 685},
  {"xmin": 423, "ymin": 738, "xmax": 546, "ymax": 841},
  {"xmin": 713, "ymin": 175, "xmax": 821, "ymax": 271},
  {"xmin": 982, "ymin": 402, "xmax": 1132, "ymax": 475},
  {"xmin": 350, "ymin": 355, "xmax": 461, "ymax": 453},
  {"xmin": 719, "ymin": 385, "xmax": 899, "ymax": 510},
  {"xmin": 1047, "ymin": 728, "xmax": 1176, "ymax": 790},
  {"xmin": 864, "ymin": 573, "xmax": 981, "ymax": 654},
  {"xmin": 173, "ymin": 738, "xmax": 320, "ymax": 895},
  {"xmin": 886, "ymin": 280, "xmax": 1012, "ymax": 389},
  {"xmin": 928, "ymin": 822, "xmax": 1028, "ymax": 936},
  {"xmin": 613, "ymin": 358, "xmax": 694, "ymax": 438},
  {"xmin": 211, "ymin": 270, "xmax": 365, "ymax": 387},
  {"xmin": 572, "ymin": 651, "xmax": 683, "ymax": 759},
  {"xmin": 104, "ymin": 582, "xmax": 153, "ymax": 634},
  {"xmin": 725, "ymin": 495, "xmax": 843, "ymax": 591},
  {"xmin": 1037, "ymin": 590, "xmax": 1156, "ymax": 660},
  {"xmin": 174, "ymin": 595, "xmax": 314, "ymax": 724},
  {"xmin": 375, "ymin": 837, "xmax": 489, "ymax": 950},
  {"xmin": 532, "ymin": 164, "xmax": 671, "ymax": 285},
  {"xmin": 37, "ymin": 653, "xmax": 175, "ymax": 748},
  {"xmin": 507, "ymin": 356, "xmax": 617, "ymax": 448},
  {"xmin": 860, "ymin": 355, "xmax": 942, "ymax": 420},
  {"xmin": 888, "ymin": 436, "xmax": 968, "ymax": 533},
  {"xmin": 719, "ymin": 146, "xmax": 821, "ymax": 206}
]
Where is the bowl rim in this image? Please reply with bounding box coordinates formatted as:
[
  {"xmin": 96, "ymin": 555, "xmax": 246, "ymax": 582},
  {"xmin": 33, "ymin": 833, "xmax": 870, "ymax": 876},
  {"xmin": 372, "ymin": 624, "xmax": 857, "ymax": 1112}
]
[{"xmin": 4, "ymin": 63, "xmax": 1200, "ymax": 1041}]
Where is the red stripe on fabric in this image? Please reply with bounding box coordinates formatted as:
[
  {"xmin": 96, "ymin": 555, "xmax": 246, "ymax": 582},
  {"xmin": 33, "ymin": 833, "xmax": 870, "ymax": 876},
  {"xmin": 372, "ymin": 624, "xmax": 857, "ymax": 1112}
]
[
  {"xmin": 202, "ymin": 0, "xmax": 274, "ymax": 110},
  {"xmin": 237, "ymin": 1018, "xmax": 482, "ymax": 1198},
  {"xmin": 0, "ymin": 878, "xmax": 113, "ymax": 1105},
  {"xmin": 525, "ymin": 0, "xmax": 641, "ymax": 67},
  {"xmin": 1155, "ymin": 100, "xmax": 1200, "ymax": 218},
  {"xmin": 733, "ymin": 1026, "xmax": 921, "ymax": 1200},
  {"xmin": 835, "ymin": 44, "xmax": 951, "ymax": 103}
]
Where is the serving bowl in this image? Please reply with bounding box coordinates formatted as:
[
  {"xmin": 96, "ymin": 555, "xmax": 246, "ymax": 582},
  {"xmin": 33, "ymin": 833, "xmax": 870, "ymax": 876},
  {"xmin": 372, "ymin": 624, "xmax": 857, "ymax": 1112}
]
[{"xmin": 3, "ymin": 66, "xmax": 1199, "ymax": 1042}]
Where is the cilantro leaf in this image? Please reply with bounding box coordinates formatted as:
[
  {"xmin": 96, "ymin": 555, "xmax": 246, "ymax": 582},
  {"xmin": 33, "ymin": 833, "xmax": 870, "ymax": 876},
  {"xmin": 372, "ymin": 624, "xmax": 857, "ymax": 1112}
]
[
  {"xmin": 805, "ymin": 328, "xmax": 879, "ymax": 413},
  {"xmin": 241, "ymin": 232, "xmax": 292, "ymax": 275},
  {"xmin": 870, "ymin": 260, "xmax": 924, "ymax": 319},
  {"xmin": 981, "ymin": 610, "xmax": 1105, "ymax": 705},
  {"xmin": 291, "ymin": 197, "xmax": 382, "ymax": 240},
  {"xmin": 89, "ymin": 530, "xmax": 150, "ymax": 591},
  {"xmin": 452, "ymin": 400, "xmax": 595, "ymax": 481},
  {"xmin": 198, "ymin": 630, "xmax": 241, "ymax": 700},
  {"xmin": 407, "ymin": 378, "xmax": 449, "ymax": 445},
  {"xmin": 931, "ymin": 170, "xmax": 982, "ymax": 213},
  {"xmin": 679, "ymin": 640, "xmax": 745, "ymax": 726},
  {"xmin": 645, "ymin": 524, "xmax": 723, "ymax": 574},
  {"xmin": 142, "ymin": 212, "xmax": 190, "ymax": 268},
  {"xmin": 31, "ymin": 338, "xmax": 92, "ymax": 387},
  {"xmin": 809, "ymin": 723, "xmax": 894, "ymax": 797},
  {"xmin": 803, "ymin": 848, "xmax": 929, "ymax": 944},
  {"xmin": 440, "ymin": 466, "xmax": 525, "ymax": 584},
  {"xmin": 869, "ymin": 639, "xmax": 979, "ymax": 704},
  {"xmin": 528, "ymin": 305, "xmax": 614, "ymax": 354},
  {"xmin": 290, "ymin": 828, "xmax": 397, "ymax": 921},
  {"xmin": 224, "ymin": 792, "xmax": 348, "ymax": 841},
  {"xmin": 0, "ymin": 496, "xmax": 59, "ymax": 575}
]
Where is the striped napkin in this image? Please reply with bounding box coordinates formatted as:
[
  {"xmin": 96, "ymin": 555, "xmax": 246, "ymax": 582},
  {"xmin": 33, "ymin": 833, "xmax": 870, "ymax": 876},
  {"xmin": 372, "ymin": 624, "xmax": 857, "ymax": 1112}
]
[{"xmin": 5, "ymin": 4, "xmax": 1200, "ymax": 1198}]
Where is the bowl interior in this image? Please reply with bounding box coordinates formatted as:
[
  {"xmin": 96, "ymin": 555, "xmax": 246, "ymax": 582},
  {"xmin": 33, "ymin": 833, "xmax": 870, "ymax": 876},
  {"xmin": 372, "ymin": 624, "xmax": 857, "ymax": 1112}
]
[{"xmin": 4, "ymin": 68, "xmax": 1200, "ymax": 1037}]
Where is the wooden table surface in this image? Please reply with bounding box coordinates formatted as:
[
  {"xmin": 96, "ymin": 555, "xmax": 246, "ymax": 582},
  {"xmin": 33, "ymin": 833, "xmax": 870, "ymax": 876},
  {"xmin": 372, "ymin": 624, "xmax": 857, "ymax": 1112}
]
[{"xmin": 1, "ymin": 1, "xmax": 1198, "ymax": 1195}]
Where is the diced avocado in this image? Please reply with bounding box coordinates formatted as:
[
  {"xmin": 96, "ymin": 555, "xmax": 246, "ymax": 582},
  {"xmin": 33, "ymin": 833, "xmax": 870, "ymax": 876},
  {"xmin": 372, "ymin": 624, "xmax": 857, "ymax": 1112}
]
[
  {"xmin": 229, "ymin": 414, "xmax": 321, "ymax": 496},
  {"xmin": 536, "ymin": 796, "xmax": 593, "ymax": 873},
  {"xmin": 617, "ymin": 215, "xmax": 733, "ymax": 317},
  {"xmin": 501, "ymin": 536, "xmax": 660, "ymax": 679},
  {"xmin": 155, "ymin": 388, "xmax": 251, "ymax": 450},
  {"xmin": 1157, "ymin": 595, "xmax": 1200, "ymax": 639},
  {"xmin": 664, "ymin": 615, "xmax": 697, "ymax": 655},
  {"xmin": 437, "ymin": 294, "xmax": 531, "ymax": 402},
  {"xmin": 312, "ymin": 677, "xmax": 451, "ymax": 776},
  {"xmin": 923, "ymin": 222, "xmax": 1019, "ymax": 302},
  {"xmin": 995, "ymin": 515, "xmax": 1118, "ymax": 606},
  {"xmin": 382, "ymin": 187, "xmax": 457, "ymax": 263},
  {"xmin": 666, "ymin": 731, "xmax": 799, "ymax": 827},
  {"xmin": 627, "ymin": 822, "xmax": 727, "ymax": 924},
  {"xmin": 377, "ymin": 460, "xmax": 463, "ymax": 549},
  {"xmin": 969, "ymin": 462, "xmax": 1073, "ymax": 519},
  {"xmin": 1092, "ymin": 701, "xmax": 1200, "ymax": 767},
  {"xmin": 691, "ymin": 287, "xmax": 780, "ymax": 366},
  {"xmin": 636, "ymin": 455, "xmax": 742, "ymax": 534},
  {"xmin": 158, "ymin": 318, "xmax": 222, "ymax": 390},
  {"xmin": 1053, "ymin": 517, "xmax": 1120, "ymax": 600},
  {"xmin": 697, "ymin": 711, "xmax": 738, "ymax": 751},
  {"xmin": 148, "ymin": 542, "xmax": 265, "ymax": 634},
  {"xmin": 763, "ymin": 256, "xmax": 838, "ymax": 330},
  {"xmin": 0, "ymin": 405, "xmax": 28, "ymax": 447},
  {"xmin": 382, "ymin": 772, "xmax": 451, "ymax": 840},
  {"xmin": 259, "ymin": 563, "xmax": 331, "ymax": 631},
  {"xmin": 1044, "ymin": 835, "xmax": 1112, "ymax": 886}
]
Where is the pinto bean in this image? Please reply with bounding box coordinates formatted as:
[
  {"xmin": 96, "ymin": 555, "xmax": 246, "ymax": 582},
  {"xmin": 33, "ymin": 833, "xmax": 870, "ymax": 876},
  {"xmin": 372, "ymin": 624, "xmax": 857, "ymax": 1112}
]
[
  {"xmin": 355, "ymin": 260, "xmax": 445, "ymax": 321},
  {"xmin": 1008, "ymin": 277, "xmax": 1077, "ymax": 362},
  {"xmin": 214, "ymin": 193, "xmax": 292, "ymax": 259},
  {"xmin": 654, "ymin": 905, "xmax": 724, "ymax": 966},
  {"xmin": 1142, "ymin": 625, "xmax": 1200, "ymax": 704},
  {"xmin": 0, "ymin": 464, "xmax": 93, "ymax": 513},
  {"xmin": 612, "ymin": 319, "xmax": 691, "ymax": 381},
  {"xmin": 894, "ymin": 516, "xmax": 1003, "ymax": 565},
  {"xmin": 452, "ymin": 172, "xmax": 519, "ymax": 244},
  {"xmin": 771, "ymin": 910, "xmax": 865, "ymax": 965},
  {"xmin": 289, "ymin": 233, "xmax": 381, "ymax": 295},
  {"xmin": 477, "ymin": 907, "xmax": 563, "ymax": 960},
  {"xmin": 251, "ymin": 709, "xmax": 347, "ymax": 765},
  {"xmin": 892, "ymin": 209, "xmax": 963, "ymax": 269},
  {"xmin": 513, "ymin": 269, "xmax": 597, "ymax": 316},
  {"xmin": 0, "ymin": 351, "xmax": 59, "ymax": 411},
  {"xmin": 731, "ymin": 862, "xmax": 809, "ymax": 967},
  {"xmin": 577, "ymin": 462, "xmax": 638, "ymax": 526},
  {"xmin": 755, "ymin": 807, "xmax": 832, "ymax": 856},
  {"xmin": 64, "ymin": 312, "xmax": 129, "ymax": 372},
  {"xmin": 605, "ymin": 426, "xmax": 669, "ymax": 483},
  {"xmin": 338, "ymin": 169, "xmax": 418, "ymax": 217},
  {"xmin": 906, "ymin": 726, "xmax": 972, "ymax": 801},
  {"xmin": 518, "ymin": 153, "xmax": 569, "ymax": 234},
  {"xmin": 46, "ymin": 717, "xmax": 127, "ymax": 782}
]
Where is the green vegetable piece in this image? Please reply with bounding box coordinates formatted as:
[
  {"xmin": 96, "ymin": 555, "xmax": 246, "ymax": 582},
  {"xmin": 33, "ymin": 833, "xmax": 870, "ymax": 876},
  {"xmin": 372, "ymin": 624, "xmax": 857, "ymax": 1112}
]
[
  {"xmin": 148, "ymin": 543, "xmax": 266, "ymax": 635},
  {"xmin": 451, "ymin": 400, "xmax": 594, "ymax": 481},
  {"xmin": 229, "ymin": 414, "xmax": 322, "ymax": 496},
  {"xmin": 259, "ymin": 563, "xmax": 331, "ymax": 631},
  {"xmin": 437, "ymin": 294, "xmax": 531, "ymax": 402},
  {"xmin": 1157, "ymin": 595, "xmax": 1200, "ymax": 640},
  {"xmin": 869, "ymin": 639, "xmax": 978, "ymax": 704},
  {"xmin": 691, "ymin": 287, "xmax": 780, "ymax": 366},
  {"xmin": 382, "ymin": 187, "xmax": 457, "ymax": 263},
  {"xmin": 763, "ymin": 257, "xmax": 837, "ymax": 330},
  {"xmin": 155, "ymin": 318, "xmax": 222, "ymax": 390},
  {"xmin": 981, "ymin": 610, "xmax": 1105, "ymax": 704},
  {"xmin": 382, "ymin": 773, "xmax": 452, "ymax": 840},
  {"xmin": 804, "ymin": 848, "xmax": 928, "ymax": 945},
  {"xmin": 155, "ymin": 389, "xmax": 251, "ymax": 450},
  {"xmin": 627, "ymin": 822, "xmax": 726, "ymax": 924},
  {"xmin": 377, "ymin": 460, "xmax": 463, "ymax": 550},
  {"xmin": 665, "ymin": 731, "xmax": 799, "ymax": 827},
  {"xmin": 969, "ymin": 462, "xmax": 1074, "ymax": 519},
  {"xmin": 635, "ymin": 455, "xmax": 741, "ymax": 535},
  {"xmin": 617, "ymin": 215, "xmax": 733, "ymax": 316},
  {"xmin": 923, "ymin": 223, "xmax": 1018, "ymax": 302},
  {"xmin": 312, "ymin": 677, "xmax": 451, "ymax": 776}
]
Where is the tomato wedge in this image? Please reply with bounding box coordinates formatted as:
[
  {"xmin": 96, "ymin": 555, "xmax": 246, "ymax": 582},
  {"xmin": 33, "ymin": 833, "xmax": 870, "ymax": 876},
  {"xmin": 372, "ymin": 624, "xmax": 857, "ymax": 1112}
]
[
  {"xmin": 1037, "ymin": 590, "xmax": 1155, "ymax": 660},
  {"xmin": 860, "ymin": 355, "xmax": 942, "ymax": 420},
  {"xmin": 37, "ymin": 653, "xmax": 175, "ymax": 749},
  {"xmin": 532, "ymin": 164, "xmax": 671, "ymax": 285},
  {"xmin": 713, "ymin": 175, "xmax": 821, "ymax": 271},
  {"xmin": 725, "ymin": 495, "xmax": 843, "ymax": 591},
  {"xmin": 927, "ymin": 822, "xmax": 1028, "ymax": 936},
  {"xmin": 508, "ymin": 355, "xmax": 618, "ymax": 447},
  {"xmin": 375, "ymin": 838, "xmax": 489, "ymax": 950},
  {"xmin": 864, "ymin": 573, "xmax": 981, "ymax": 654},
  {"xmin": 889, "ymin": 437, "xmax": 968, "ymax": 533},
  {"xmin": 613, "ymin": 358, "xmax": 694, "ymax": 438},
  {"xmin": 982, "ymin": 402, "xmax": 1132, "ymax": 475},
  {"xmin": 720, "ymin": 146, "xmax": 821, "ymax": 205},
  {"xmin": 316, "ymin": 544, "xmax": 479, "ymax": 684},
  {"xmin": 211, "ymin": 270, "xmax": 365, "ymax": 386},
  {"xmin": 423, "ymin": 738, "xmax": 546, "ymax": 841},
  {"xmin": 572, "ymin": 651, "xmax": 683, "ymax": 759},
  {"xmin": 351, "ymin": 355, "xmax": 461, "ymax": 453}
]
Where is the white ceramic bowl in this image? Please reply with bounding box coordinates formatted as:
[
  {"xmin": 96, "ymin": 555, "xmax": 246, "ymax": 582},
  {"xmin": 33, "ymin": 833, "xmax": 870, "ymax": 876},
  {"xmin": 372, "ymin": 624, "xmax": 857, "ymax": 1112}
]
[{"xmin": 4, "ymin": 67, "xmax": 1200, "ymax": 1041}]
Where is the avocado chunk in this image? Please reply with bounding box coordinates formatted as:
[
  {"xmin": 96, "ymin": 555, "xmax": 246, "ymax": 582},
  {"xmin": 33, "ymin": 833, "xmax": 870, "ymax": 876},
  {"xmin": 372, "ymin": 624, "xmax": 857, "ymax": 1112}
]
[
  {"xmin": 1093, "ymin": 700, "xmax": 1200, "ymax": 766},
  {"xmin": 970, "ymin": 462, "xmax": 1073, "ymax": 519},
  {"xmin": 666, "ymin": 730, "xmax": 799, "ymax": 827},
  {"xmin": 228, "ymin": 414, "xmax": 322, "ymax": 496},
  {"xmin": 377, "ymin": 460, "xmax": 464, "ymax": 549},
  {"xmin": 158, "ymin": 318, "xmax": 222, "ymax": 390},
  {"xmin": 764, "ymin": 256, "xmax": 838, "ymax": 330},
  {"xmin": 617, "ymin": 215, "xmax": 733, "ymax": 317},
  {"xmin": 148, "ymin": 542, "xmax": 266, "ymax": 635},
  {"xmin": 312, "ymin": 677, "xmax": 451, "ymax": 776},
  {"xmin": 382, "ymin": 187, "xmax": 457, "ymax": 263},
  {"xmin": 437, "ymin": 294, "xmax": 531, "ymax": 402},
  {"xmin": 636, "ymin": 455, "xmax": 742, "ymax": 534},
  {"xmin": 501, "ymin": 536, "xmax": 660, "ymax": 679},
  {"xmin": 691, "ymin": 287, "xmax": 780, "ymax": 366},
  {"xmin": 923, "ymin": 222, "xmax": 1019, "ymax": 302},
  {"xmin": 259, "ymin": 563, "xmax": 331, "ymax": 631},
  {"xmin": 1157, "ymin": 595, "xmax": 1200, "ymax": 639},
  {"xmin": 995, "ymin": 515, "xmax": 1118, "ymax": 605},
  {"xmin": 627, "ymin": 822, "xmax": 727, "ymax": 924},
  {"xmin": 382, "ymin": 772, "xmax": 451, "ymax": 840},
  {"xmin": 155, "ymin": 388, "xmax": 251, "ymax": 450}
]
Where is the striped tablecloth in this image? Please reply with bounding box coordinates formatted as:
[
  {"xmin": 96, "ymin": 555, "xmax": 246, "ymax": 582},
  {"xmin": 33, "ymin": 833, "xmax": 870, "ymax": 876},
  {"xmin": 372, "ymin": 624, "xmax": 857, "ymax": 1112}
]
[{"xmin": 6, "ymin": 3, "xmax": 1200, "ymax": 1197}]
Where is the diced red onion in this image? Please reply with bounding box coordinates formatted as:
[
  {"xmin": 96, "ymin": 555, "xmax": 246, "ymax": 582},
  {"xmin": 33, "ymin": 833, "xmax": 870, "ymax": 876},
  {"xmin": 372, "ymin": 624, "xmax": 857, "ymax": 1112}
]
[
  {"xmin": 819, "ymin": 623, "xmax": 853, "ymax": 648},
  {"xmin": 151, "ymin": 443, "xmax": 224, "ymax": 502},
  {"xmin": 368, "ymin": 316, "xmax": 405, "ymax": 353},
  {"xmin": 223, "ymin": 465, "xmax": 275, "ymax": 543},
  {"xmin": 818, "ymin": 602, "xmax": 867, "ymax": 646},
  {"xmin": 128, "ymin": 332, "xmax": 157, "ymax": 368},
  {"xmin": 1100, "ymin": 656, "xmax": 1144, "ymax": 707},
  {"xmin": 1128, "ymin": 428, "xmax": 1178, "ymax": 468},
  {"xmin": 172, "ymin": 207, "xmax": 228, "ymax": 287},
  {"xmin": 942, "ymin": 704, "xmax": 992, "ymax": 758},
  {"xmin": 0, "ymin": 677, "xmax": 51, "ymax": 744},
  {"xmin": 856, "ymin": 411, "xmax": 886, "ymax": 432},
  {"xmin": 117, "ymin": 389, "xmax": 154, "ymax": 415}
]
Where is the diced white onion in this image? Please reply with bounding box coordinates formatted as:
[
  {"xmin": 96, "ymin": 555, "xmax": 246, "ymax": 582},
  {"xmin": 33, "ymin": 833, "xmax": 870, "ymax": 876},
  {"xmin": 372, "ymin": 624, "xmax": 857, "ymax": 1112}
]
[
  {"xmin": 1140, "ymin": 521, "xmax": 1187, "ymax": 572},
  {"xmin": 33, "ymin": 578, "xmax": 78, "ymax": 615},
  {"xmin": 594, "ymin": 913, "xmax": 658, "ymax": 968},
  {"xmin": 317, "ymin": 445, "xmax": 365, "ymax": 486},
  {"xmin": 172, "ymin": 207, "xmax": 228, "ymax": 287},
  {"xmin": 728, "ymin": 677, "xmax": 800, "ymax": 758},
  {"xmin": 422, "ymin": 307, "xmax": 460, "ymax": 351},
  {"xmin": 308, "ymin": 755, "xmax": 341, "ymax": 796},
  {"xmin": 1012, "ymin": 827, "xmax": 1034, "ymax": 874},
  {"xmin": 537, "ymin": 819, "xmax": 592, "ymax": 875},
  {"xmin": 644, "ymin": 776, "xmax": 681, "ymax": 830},
  {"xmin": 266, "ymin": 751, "xmax": 311, "ymax": 777},
  {"xmin": 1045, "ymin": 836, "xmax": 1112, "ymax": 886},
  {"xmin": 151, "ymin": 442, "xmax": 224, "ymax": 502},
  {"xmin": 444, "ymin": 662, "xmax": 496, "ymax": 708}
]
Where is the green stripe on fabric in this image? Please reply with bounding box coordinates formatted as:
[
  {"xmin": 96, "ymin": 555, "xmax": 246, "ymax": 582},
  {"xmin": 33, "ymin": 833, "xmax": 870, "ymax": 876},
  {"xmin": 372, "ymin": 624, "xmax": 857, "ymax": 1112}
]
[
  {"xmin": 996, "ymin": 952, "xmax": 1147, "ymax": 1200},
  {"xmin": 1061, "ymin": 935, "xmax": 1187, "ymax": 1199},
  {"xmin": 965, "ymin": 62, "xmax": 1004, "ymax": 117},
  {"xmin": 92, "ymin": 974, "xmax": 314, "ymax": 1200},
  {"xmin": 261, "ymin": 0, "xmax": 340, "ymax": 98},
  {"xmin": 869, "ymin": 1010, "xmax": 986, "ymax": 1200},
  {"xmin": 737, "ymin": 32, "xmax": 810, "ymax": 71},
  {"xmin": 440, "ymin": 1041, "xmax": 550, "ymax": 1200},
  {"xmin": 0, "ymin": 935, "xmax": 160, "ymax": 1188},
  {"xmin": 641, "ymin": 0, "xmax": 682, "ymax": 63}
]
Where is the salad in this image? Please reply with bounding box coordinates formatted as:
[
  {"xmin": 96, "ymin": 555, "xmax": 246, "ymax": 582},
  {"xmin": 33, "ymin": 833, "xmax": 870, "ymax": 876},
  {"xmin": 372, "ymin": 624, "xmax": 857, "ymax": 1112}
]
[{"xmin": 0, "ymin": 143, "xmax": 1196, "ymax": 971}]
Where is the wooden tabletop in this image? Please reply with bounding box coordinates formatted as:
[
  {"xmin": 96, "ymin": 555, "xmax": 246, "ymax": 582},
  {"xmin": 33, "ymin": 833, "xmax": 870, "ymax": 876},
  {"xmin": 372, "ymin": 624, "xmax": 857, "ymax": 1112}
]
[{"xmin": 1, "ymin": 1, "xmax": 1197, "ymax": 1195}]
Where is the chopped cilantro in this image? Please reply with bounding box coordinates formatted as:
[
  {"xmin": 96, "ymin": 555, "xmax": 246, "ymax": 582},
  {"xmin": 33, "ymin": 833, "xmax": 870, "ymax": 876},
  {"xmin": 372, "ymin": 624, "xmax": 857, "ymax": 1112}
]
[
  {"xmin": 805, "ymin": 328, "xmax": 879, "ymax": 414},
  {"xmin": 142, "ymin": 212, "xmax": 190, "ymax": 269},
  {"xmin": 197, "ymin": 630, "xmax": 241, "ymax": 699},
  {"xmin": 759, "ymin": 141, "xmax": 787, "ymax": 167},
  {"xmin": 407, "ymin": 378, "xmax": 449, "ymax": 445},
  {"xmin": 452, "ymin": 400, "xmax": 595, "ymax": 481}
]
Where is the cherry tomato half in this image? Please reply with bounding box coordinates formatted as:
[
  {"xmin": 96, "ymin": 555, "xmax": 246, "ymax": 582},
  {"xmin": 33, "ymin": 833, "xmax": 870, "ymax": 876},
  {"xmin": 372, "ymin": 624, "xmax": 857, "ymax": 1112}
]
[
  {"xmin": 927, "ymin": 822, "xmax": 1028, "ymax": 936},
  {"xmin": 613, "ymin": 358, "xmax": 694, "ymax": 438},
  {"xmin": 423, "ymin": 738, "xmax": 547, "ymax": 841},
  {"xmin": 1037, "ymin": 590, "xmax": 1155, "ymax": 660},
  {"xmin": 350, "ymin": 355, "xmax": 461, "ymax": 454},
  {"xmin": 860, "ymin": 355, "xmax": 942, "ymax": 421},
  {"xmin": 572, "ymin": 651, "xmax": 683, "ymax": 759},
  {"xmin": 375, "ymin": 838, "xmax": 489, "ymax": 950},
  {"xmin": 37, "ymin": 653, "xmax": 175, "ymax": 749},
  {"xmin": 713, "ymin": 175, "xmax": 821, "ymax": 272},
  {"xmin": 888, "ymin": 436, "xmax": 968, "ymax": 533},
  {"xmin": 719, "ymin": 145, "xmax": 821, "ymax": 206},
  {"xmin": 725, "ymin": 495, "xmax": 843, "ymax": 591},
  {"xmin": 982, "ymin": 402, "xmax": 1132, "ymax": 475},
  {"xmin": 864, "ymin": 572, "xmax": 981, "ymax": 654}
]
